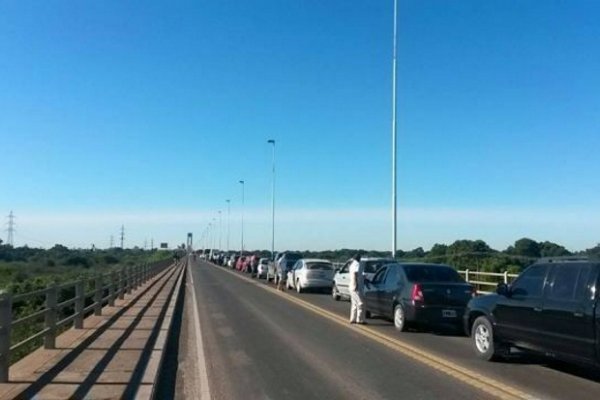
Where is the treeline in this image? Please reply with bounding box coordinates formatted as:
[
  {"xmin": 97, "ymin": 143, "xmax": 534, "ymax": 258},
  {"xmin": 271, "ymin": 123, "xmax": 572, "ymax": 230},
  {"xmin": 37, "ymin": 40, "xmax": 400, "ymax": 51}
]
[
  {"xmin": 0, "ymin": 242, "xmax": 173, "ymax": 291},
  {"xmin": 245, "ymin": 238, "xmax": 599, "ymax": 274}
]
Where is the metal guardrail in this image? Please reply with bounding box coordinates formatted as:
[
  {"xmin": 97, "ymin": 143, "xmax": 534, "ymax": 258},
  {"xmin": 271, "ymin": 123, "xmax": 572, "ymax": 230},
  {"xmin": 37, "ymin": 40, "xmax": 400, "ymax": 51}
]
[
  {"xmin": 458, "ymin": 269, "xmax": 519, "ymax": 294},
  {"xmin": 0, "ymin": 259, "xmax": 173, "ymax": 383},
  {"xmin": 331, "ymin": 262, "xmax": 518, "ymax": 295}
]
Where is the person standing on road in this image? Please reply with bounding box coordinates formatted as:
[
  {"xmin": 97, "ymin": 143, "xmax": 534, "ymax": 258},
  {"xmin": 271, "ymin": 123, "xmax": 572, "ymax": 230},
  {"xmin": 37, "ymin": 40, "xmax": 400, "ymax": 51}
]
[
  {"xmin": 349, "ymin": 253, "xmax": 366, "ymax": 324},
  {"xmin": 276, "ymin": 260, "xmax": 286, "ymax": 291}
]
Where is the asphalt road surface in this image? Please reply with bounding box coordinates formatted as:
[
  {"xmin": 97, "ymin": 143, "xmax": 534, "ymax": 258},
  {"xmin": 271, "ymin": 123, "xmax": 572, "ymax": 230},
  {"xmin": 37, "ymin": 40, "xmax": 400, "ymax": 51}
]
[{"xmin": 189, "ymin": 260, "xmax": 600, "ymax": 400}]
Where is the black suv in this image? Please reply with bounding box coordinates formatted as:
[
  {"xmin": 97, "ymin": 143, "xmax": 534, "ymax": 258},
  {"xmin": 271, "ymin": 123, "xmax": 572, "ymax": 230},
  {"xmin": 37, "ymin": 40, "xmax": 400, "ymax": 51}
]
[{"xmin": 464, "ymin": 259, "xmax": 600, "ymax": 367}]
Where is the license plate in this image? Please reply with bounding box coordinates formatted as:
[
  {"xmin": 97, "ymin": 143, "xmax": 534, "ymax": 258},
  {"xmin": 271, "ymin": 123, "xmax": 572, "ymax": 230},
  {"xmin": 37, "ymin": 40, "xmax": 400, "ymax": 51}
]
[{"xmin": 442, "ymin": 309, "xmax": 457, "ymax": 318}]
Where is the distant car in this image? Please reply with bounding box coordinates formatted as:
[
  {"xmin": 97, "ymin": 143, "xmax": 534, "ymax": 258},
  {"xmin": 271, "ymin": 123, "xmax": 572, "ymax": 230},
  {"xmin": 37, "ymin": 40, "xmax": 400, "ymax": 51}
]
[
  {"xmin": 257, "ymin": 258, "xmax": 269, "ymax": 278},
  {"xmin": 273, "ymin": 252, "xmax": 302, "ymax": 285},
  {"xmin": 228, "ymin": 255, "xmax": 238, "ymax": 269},
  {"xmin": 249, "ymin": 255, "xmax": 260, "ymax": 275},
  {"xmin": 332, "ymin": 258, "xmax": 395, "ymax": 301},
  {"xmin": 364, "ymin": 263, "xmax": 475, "ymax": 331},
  {"xmin": 236, "ymin": 256, "xmax": 246, "ymax": 271},
  {"xmin": 241, "ymin": 256, "xmax": 253, "ymax": 273},
  {"xmin": 286, "ymin": 259, "xmax": 335, "ymax": 293}
]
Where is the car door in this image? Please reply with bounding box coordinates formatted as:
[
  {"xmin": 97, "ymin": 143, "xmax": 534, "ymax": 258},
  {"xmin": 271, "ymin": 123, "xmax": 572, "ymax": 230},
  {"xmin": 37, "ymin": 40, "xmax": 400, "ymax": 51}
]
[
  {"xmin": 494, "ymin": 264, "xmax": 550, "ymax": 350},
  {"xmin": 541, "ymin": 263, "xmax": 597, "ymax": 362},
  {"xmin": 336, "ymin": 261, "xmax": 352, "ymax": 296},
  {"xmin": 379, "ymin": 265, "xmax": 402, "ymax": 318},
  {"xmin": 364, "ymin": 266, "xmax": 388, "ymax": 315}
]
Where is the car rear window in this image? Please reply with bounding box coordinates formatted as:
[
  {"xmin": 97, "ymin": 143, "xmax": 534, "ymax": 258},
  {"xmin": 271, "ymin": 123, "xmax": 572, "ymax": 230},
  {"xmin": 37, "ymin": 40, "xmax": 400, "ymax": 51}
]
[
  {"xmin": 404, "ymin": 265, "xmax": 463, "ymax": 283},
  {"xmin": 307, "ymin": 262, "xmax": 333, "ymax": 270}
]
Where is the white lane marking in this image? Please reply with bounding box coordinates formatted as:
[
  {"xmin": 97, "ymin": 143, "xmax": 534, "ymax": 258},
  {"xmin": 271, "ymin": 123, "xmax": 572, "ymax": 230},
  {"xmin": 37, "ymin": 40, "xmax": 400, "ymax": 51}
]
[{"xmin": 188, "ymin": 259, "xmax": 212, "ymax": 400}]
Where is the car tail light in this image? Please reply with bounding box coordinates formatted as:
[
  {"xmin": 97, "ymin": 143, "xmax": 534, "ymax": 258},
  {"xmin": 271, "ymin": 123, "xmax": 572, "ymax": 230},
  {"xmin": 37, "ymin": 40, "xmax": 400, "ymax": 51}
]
[{"xmin": 411, "ymin": 284, "xmax": 424, "ymax": 303}]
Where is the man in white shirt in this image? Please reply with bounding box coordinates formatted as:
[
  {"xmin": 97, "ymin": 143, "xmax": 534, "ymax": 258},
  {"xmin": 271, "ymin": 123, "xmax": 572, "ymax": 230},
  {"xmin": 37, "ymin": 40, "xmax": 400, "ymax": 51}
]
[{"xmin": 349, "ymin": 253, "xmax": 366, "ymax": 324}]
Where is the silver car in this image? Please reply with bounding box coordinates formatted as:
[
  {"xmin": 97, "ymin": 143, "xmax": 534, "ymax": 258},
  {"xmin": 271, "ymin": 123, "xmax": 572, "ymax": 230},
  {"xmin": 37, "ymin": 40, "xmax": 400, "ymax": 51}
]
[
  {"xmin": 332, "ymin": 258, "xmax": 395, "ymax": 300},
  {"xmin": 256, "ymin": 258, "xmax": 269, "ymax": 278},
  {"xmin": 287, "ymin": 259, "xmax": 335, "ymax": 293}
]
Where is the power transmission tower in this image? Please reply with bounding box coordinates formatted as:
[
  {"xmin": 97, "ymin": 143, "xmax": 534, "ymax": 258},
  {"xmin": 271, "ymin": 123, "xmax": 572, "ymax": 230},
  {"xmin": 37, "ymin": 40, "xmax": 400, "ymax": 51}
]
[
  {"xmin": 151, "ymin": 238, "xmax": 154, "ymax": 251},
  {"xmin": 6, "ymin": 211, "xmax": 15, "ymax": 247},
  {"xmin": 120, "ymin": 225, "xmax": 125, "ymax": 249},
  {"xmin": 109, "ymin": 235, "xmax": 114, "ymax": 249},
  {"xmin": 144, "ymin": 238, "xmax": 147, "ymax": 250}
]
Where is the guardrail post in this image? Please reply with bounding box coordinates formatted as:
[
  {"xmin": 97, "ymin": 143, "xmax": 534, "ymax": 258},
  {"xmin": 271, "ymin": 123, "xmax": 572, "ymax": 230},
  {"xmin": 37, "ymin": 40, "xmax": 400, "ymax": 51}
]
[
  {"xmin": 109, "ymin": 271, "xmax": 116, "ymax": 307},
  {"xmin": 503, "ymin": 271, "xmax": 508, "ymax": 284},
  {"xmin": 94, "ymin": 275, "xmax": 102, "ymax": 316},
  {"xmin": 44, "ymin": 285, "xmax": 57, "ymax": 349},
  {"xmin": 75, "ymin": 280, "xmax": 84, "ymax": 329},
  {"xmin": 118, "ymin": 268, "xmax": 125, "ymax": 300},
  {"xmin": 127, "ymin": 266, "xmax": 133, "ymax": 294},
  {"xmin": 465, "ymin": 269, "xmax": 470, "ymax": 283},
  {"xmin": 134, "ymin": 265, "xmax": 140, "ymax": 290},
  {"xmin": 0, "ymin": 291, "xmax": 12, "ymax": 383}
]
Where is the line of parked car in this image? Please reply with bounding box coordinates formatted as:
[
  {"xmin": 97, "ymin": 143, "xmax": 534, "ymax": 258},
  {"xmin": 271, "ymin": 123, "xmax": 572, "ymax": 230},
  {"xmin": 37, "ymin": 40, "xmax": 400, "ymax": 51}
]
[{"xmin": 208, "ymin": 251, "xmax": 600, "ymax": 370}]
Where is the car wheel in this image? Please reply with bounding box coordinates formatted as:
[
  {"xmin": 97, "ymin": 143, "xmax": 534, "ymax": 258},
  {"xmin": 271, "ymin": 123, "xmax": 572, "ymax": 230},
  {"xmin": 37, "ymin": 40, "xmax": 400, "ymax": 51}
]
[
  {"xmin": 472, "ymin": 316, "xmax": 505, "ymax": 361},
  {"xmin": 296, "ymin": 280, "xmax": 302, "ymax": 293},
  {"xmin": 393, "ymin": 304, "xmax": 408, "ymax": 332},
  {"xmin": 332, "ymin": 285, "xmax": 340, "ymax": 301}
]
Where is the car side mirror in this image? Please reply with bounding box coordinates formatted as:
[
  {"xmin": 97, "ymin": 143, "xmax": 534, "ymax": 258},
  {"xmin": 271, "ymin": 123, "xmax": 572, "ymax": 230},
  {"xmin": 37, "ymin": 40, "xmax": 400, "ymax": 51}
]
[{"xmin": 496, "ymin": 283, "xmax": 510, "ymax": 297}]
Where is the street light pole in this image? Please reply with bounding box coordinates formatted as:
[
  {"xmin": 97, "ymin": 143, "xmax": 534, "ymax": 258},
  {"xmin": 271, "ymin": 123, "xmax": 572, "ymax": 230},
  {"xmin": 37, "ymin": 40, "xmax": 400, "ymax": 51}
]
[
  {"xmin": 239, "ymin": 180, "xmax": 245, "ymax": 255},
  {"xmin": 212, "ymin": 218, "xmax": 216, "ymax": 253},
  {"xmin": 218, "ymin": 210, "xmax": 222, "ymax": 252},
  {"xmin": 267, "ymin": 139, "xmax": 276, "ymax": 261},
  {"xmin": 226, "ymin": 199, "xmax": 231, "ymax": 254},
  {"xmin": 391, "ymin": 0, "xmax": 398, "ymax": 259}
]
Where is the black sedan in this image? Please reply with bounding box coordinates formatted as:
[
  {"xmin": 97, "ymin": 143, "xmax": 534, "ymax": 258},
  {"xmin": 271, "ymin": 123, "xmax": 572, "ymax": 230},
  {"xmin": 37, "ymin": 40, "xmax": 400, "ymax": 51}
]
[{"xmin": 364, "ymin": 263, "xmax": 475, "ymax": 331}]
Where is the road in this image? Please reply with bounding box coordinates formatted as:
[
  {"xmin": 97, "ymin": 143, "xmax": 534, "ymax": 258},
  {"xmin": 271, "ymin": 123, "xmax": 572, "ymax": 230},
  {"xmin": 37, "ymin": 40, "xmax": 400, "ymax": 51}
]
[{"xmin": 188, "ymin": 260, "xmax": 600, "ymax": 400}]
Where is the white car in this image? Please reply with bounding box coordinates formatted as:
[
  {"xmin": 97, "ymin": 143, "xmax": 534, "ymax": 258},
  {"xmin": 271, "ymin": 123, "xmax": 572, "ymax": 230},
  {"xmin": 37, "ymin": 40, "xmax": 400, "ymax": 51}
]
[
  {"xmin": 286, "ymin": 259, "xmax": 334, "ymax": 293},
  {"xmin": 257, "ymin": 258, "xmax": 270, "ymax": 278},
  {"xmin": 332, "ymin": 258, "xmax": 395, "ymax": 300}
]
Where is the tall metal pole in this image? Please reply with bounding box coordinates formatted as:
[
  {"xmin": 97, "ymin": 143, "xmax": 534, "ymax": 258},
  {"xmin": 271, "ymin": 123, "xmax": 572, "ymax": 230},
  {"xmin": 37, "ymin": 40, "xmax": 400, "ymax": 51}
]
[
  {"xmin": 391, "ymin": 0, "xmax": 398, "ymax": 259},
  {"xmin": 239, "ymin": 180, "xmax": 245, "ymax": 255},
  {"xmin": 218, "ymin": 210, "xmax": 222, "ymax": 252},
  {"xmin": 267, "ymin": 139, "xmax": 276, "ymax": 261},
  {"xmin": 212, "ymin": 218, "xmax": 216, "ymax": 251},
  {"xmin": 226, "ymin": 199, "xmax": 231, "ymax": 254}
]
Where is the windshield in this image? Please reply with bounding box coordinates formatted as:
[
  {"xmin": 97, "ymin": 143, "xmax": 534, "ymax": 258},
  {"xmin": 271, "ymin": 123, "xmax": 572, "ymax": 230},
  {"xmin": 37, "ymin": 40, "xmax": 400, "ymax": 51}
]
[
  {"xmin": 404, "ymin": 265, "xmax": 463, "ymax": 283},
  {"xmin": 307, "ymin": 262, "xmax": 333, "ymax": 270}
]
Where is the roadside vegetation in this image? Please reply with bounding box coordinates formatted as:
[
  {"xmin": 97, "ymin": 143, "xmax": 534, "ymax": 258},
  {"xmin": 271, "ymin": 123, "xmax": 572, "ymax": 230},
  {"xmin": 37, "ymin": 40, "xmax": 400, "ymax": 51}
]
[
  {"xmin": 239, "ymin": 237, "xmax": 600, "ymax": 274},
  {"xmin": 0, "ymin": 240, "xmax": 173, "ymax": 363}
]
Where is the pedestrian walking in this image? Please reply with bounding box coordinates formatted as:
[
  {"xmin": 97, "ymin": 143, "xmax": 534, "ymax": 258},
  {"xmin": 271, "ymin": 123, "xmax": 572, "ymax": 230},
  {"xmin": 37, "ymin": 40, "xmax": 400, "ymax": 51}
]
[{"xmin": 349, "ymin": 253, "xmax": 366, "ymax": 324}]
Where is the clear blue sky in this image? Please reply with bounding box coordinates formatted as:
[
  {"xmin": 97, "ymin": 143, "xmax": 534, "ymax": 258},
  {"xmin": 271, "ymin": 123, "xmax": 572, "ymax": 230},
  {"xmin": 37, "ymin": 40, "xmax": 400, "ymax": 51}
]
[{"xmin": 1, "ymin": 1, "xmax": 599, "ymax": 251}]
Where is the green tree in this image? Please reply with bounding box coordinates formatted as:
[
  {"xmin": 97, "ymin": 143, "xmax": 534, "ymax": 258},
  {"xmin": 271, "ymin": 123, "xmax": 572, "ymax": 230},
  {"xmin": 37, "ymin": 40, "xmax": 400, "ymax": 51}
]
[
  {"xmin": 509, "ymin": 238, "xmax": 541, "ymax": 258},
  {"xmin": 539, "ymin": 241, "xmax": 571, "ymax": 257}
]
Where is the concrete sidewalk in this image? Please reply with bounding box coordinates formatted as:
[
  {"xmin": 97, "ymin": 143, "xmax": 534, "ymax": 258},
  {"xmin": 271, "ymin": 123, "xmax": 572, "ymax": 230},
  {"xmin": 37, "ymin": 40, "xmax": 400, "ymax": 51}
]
[{"xmin": 0, "ymin": 262, "xmax": 184, "ymax": 400}]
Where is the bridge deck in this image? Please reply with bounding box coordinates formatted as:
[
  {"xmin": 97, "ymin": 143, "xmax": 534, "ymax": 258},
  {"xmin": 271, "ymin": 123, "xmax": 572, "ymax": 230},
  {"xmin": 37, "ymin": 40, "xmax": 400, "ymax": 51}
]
[{"xmin": 0, "ymin": 262, "xmax": 184, "ymax": 400}]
